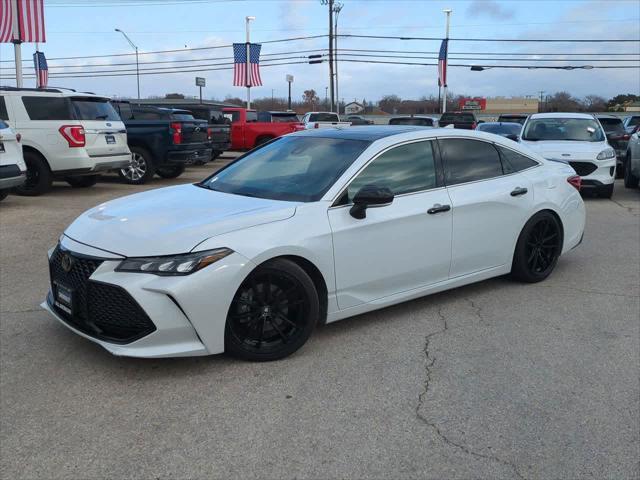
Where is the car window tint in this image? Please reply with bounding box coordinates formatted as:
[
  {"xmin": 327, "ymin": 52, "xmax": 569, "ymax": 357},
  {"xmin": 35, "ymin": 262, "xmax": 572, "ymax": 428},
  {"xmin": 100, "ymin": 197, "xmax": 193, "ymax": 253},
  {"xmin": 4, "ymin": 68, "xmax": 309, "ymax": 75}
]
[
  {"xmin": 497, "ymin": 145, "xmax": 539, "ymax": 173},
  {"xmin": 0, "ymin": 97, "xmax": 8, "ymax": 120},
  {"xmin": 115, "ymin": 102, "xmax": 133, "ymax": 120},
  {"xmin": 309, "ymin": 113, "xmax": 339, "ymax": 122},
  {"xmin": 71, "ymin": 98, "xmax": 120, "ymax": 121},
  {"xmin": 132, "ymin": 108, "xmax": 165, "ymax": 120},
  {"xmin": 22, "ymin": 96, "xmax": 73, "ymax": 120},
  {"xmin": 347, "ymin": 141, "xmax": 437, "ymax": 202},
  {"xmin": 246, "ymin": 111, "xmax": 258, "ymax": 122},
  {"xmin": 440, "ymin": 138, "xmax": 504, "ymax": 185}
]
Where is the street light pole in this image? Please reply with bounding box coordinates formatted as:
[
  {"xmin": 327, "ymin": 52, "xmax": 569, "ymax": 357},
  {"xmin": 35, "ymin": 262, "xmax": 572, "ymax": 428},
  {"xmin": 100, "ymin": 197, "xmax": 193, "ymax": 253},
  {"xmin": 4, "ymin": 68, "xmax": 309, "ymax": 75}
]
[
  {"xmin": 115, "ymin": 29, "xmax": 139, "ymax": 99},
  {"xmin": 333, "ymin": 2, "xmax": 343, "ymax": 115},
  {"xmin": 246, "ymin": 16, "xmax": 255, "ymax": 110},
  {"xmin": 115, "ymin": 28, "xmax": 140, "ymax": 99},
  {"xmin": 441, "ymin": 9, "xmax": 452, "ymax": 114}
]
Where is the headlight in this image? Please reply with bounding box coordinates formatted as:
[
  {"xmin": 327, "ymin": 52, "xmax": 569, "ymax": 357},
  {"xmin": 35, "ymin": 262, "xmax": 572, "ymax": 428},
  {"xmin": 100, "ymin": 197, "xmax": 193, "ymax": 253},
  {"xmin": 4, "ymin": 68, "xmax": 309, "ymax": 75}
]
[
  {"xmin": 116, "ymin": 248, "xmax": 233, "ymax": 275},
  {"xmin": 596, "ymin": 148, "xmax": 616, "ymax": 160}
]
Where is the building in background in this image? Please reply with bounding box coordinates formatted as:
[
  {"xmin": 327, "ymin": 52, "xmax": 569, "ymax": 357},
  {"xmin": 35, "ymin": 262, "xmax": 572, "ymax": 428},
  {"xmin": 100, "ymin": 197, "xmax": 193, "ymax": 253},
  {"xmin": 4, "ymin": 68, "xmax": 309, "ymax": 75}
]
[
  {"xmin": 344, "ymin": 101, "xmax": 365, "ymax": 115},
  {"xmin": 459, "ymin": 97, "xmax": 539, "ymax": 114}
]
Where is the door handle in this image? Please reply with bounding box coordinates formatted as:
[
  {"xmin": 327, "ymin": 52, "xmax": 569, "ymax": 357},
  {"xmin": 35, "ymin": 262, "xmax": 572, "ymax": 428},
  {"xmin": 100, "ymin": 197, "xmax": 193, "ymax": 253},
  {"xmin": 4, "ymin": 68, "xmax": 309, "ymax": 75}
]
[
  {"xmin": 510, "ymin": 187, "xmax": 528, "ymax": 197},
  {"xmin": 427, "ymin": 204, "xmax": 451, "ymax": 214}
]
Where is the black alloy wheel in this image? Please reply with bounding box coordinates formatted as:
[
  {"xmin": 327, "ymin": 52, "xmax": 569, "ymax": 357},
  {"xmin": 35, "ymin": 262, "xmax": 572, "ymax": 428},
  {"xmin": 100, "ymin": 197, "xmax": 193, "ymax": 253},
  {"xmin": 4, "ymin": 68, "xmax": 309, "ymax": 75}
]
[
  {"xmin": 156, "ymin": 164, "xmax": 186, "ymax": 179},
  {"xmin": 225, "ymin": 259, "xmax": 319, "ymax": 361},
  {"xmin": 512, "ymin": 211, "xmax": 562, "ymax": 283},
  {"xmin": 14, "ymin": 151, "xmax": 52, "ymax": 196}
]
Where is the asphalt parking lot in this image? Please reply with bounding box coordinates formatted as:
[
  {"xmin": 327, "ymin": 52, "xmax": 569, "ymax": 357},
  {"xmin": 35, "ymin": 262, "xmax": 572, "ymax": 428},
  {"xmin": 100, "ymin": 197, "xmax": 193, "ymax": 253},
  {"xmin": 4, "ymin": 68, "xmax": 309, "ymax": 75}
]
[{"xmin": 1, "ymin": 159, "xmax": 638, "ymax": 480}]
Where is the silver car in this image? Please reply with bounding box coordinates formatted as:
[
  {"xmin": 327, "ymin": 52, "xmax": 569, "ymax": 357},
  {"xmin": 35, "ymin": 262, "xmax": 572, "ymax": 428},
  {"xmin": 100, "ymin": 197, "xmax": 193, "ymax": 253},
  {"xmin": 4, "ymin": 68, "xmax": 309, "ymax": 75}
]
[{"xmin": 624, "ymin": 125, "xmax": 640, "ymax": 189}]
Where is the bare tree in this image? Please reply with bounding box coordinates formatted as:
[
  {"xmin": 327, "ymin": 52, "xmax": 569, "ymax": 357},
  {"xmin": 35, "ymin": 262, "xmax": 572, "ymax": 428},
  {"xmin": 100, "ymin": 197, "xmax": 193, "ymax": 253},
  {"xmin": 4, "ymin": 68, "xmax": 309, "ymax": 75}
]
[{"xmin": 581, "ymin": 95, "xmax": 608, "ymax": 112}]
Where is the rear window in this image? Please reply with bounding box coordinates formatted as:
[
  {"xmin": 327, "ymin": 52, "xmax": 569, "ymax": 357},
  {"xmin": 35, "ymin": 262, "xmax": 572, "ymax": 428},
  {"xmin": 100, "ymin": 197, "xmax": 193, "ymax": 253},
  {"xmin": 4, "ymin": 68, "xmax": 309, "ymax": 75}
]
[
  {"xmin": 72, "ymin": 98, "xmax": 120, "ymax": 121},
  {"xmin": 170, "ymin": 113, "xmax": 195, "ymax": 121},
  {"xmin": 130, "ymin": 107, "xmax": 167, "ymax": 120},
  {"xmin": 389, "ymin": 117, "xmax": 433, "ymax": 126},
  {"xmin": 22, "ymin": 96, "xmax": 73, "ymax": 120},
  {"xmin": 271, "ymin": 113, "xmax": 299, "ymax": 123},
  {"xmin": 0, "ymin": 97, "xmax": 8, "ymax": 120},
  {"xmin": 309, "ymin": 113, "xmax": 339, "ymax": 122},
  {"xmin": 440, "ymin": 113, "xmax": 475, "ymax": 123},
  {"xmin": 598, "ymin": 117, "xmax": 624, "ymax": 132},
  {"xmin": 628, "ymin": 116, "xmax": 640, "ymax": 127}
]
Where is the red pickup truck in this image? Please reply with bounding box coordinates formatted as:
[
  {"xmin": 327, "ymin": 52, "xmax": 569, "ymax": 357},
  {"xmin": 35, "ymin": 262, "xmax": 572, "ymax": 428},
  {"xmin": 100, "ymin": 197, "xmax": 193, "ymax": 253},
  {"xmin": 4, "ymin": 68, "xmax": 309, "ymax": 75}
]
[{"xmin": 223, "ymin": 107, "xmax": 303, "ymax": 150}]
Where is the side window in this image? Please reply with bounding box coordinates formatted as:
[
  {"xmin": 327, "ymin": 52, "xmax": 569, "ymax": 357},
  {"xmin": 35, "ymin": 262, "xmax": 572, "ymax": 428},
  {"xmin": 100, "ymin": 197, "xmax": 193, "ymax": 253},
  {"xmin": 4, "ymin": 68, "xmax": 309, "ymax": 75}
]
[
  {"xmin": 246, "ymin": 111, "xmax": 258, "ymax": 122},
  {"xmin": 440, "ymin": 138, "xmax": 503, "ymax": 186},
  {"xmin": 22, "ymin": 96, "xmax": 73, "ymax": 120},
  {"xmin": 116, "ymin": 103, "xmax": 133, "ymax": 120},
  {"xmin": 131, "ymin": 108, "xmax": 164, "ymax": 120},
  {"xmin": 346, "ymin": 141, "xmax": 437, "ymax": 202},
  {"xmin": 0, "ymin": 97, "xmax": 8, "ymax": 120},
  {"xmin": 497, "ymin": 146, "xmax": 539, "ymax": 173}
]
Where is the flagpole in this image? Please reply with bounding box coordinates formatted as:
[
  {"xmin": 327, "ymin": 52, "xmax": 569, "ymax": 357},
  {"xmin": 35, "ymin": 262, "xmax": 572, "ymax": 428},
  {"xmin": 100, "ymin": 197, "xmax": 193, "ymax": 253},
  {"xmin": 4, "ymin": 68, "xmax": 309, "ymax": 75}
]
[
  {"xmin": 11, "ymin": 0, "xmax": 22, "ymax": 88},
  {"xmin": 441, "ymin": 9, "xmax": 452, "ymax": 114},
  {"xmin": 245, "ymin": 16, "xmax": 255, "ymax": 110}
]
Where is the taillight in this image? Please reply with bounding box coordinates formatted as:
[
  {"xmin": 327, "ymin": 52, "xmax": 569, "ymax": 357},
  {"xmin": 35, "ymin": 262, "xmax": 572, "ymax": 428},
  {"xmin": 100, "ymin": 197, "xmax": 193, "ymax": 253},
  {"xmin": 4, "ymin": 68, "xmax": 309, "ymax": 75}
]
[
  {"xmin": 59, "ymin": 125, "xmax": 85, "ymax": 147},
  {"xmin": 567, "ymin": 175, "xmax": 582, "ymax": 191},
  {"xmin": 207, "ymin": 127, "xmax": 213, "ymax": 140},
  {"xmin": 314, "ymin": 123, "xmax": 319, "ymax": 129},
  {"xmin": 15, "ymin": 133, "xmax": 21, "ymax": 143},
  {"xmin": 471, "ymin": 122, "xmax": 477, "ymax": 129},
  {"xmin": 622, "ymin": 133, "xmax": 630, "ymax": 140},
  {"xmin": 170, "ymin": 122, "xmax": 183, "ymax": 144}
]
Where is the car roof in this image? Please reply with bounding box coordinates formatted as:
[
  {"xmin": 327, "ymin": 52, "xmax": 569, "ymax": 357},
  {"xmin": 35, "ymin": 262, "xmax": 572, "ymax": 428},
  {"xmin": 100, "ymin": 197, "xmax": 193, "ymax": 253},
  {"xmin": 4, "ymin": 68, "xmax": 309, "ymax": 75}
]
[
  {"xmin": 391, "ymin": 115, "xmax": 435, "ymax": 119},
  {"xmin": 499, "ymin": 113, "xmax": 528, "ymax": 117},
  {"xmin": 529, "ymin": 112, "xmax": 595, "ymax": 120},
  {"xmin": 290, "ymin": 125, "xmax": 428, "ymax": 141},
  {"xmin": 478, "ymin": 122, "xmax": 522, "ymax": 126}
]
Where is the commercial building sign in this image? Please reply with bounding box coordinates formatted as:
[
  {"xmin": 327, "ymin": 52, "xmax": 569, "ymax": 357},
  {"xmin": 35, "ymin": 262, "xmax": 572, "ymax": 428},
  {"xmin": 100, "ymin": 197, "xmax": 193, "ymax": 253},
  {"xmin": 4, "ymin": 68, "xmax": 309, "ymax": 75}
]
[{"xmin": 459, "ymin": 97, "xmax": 487, "ymax": 111}]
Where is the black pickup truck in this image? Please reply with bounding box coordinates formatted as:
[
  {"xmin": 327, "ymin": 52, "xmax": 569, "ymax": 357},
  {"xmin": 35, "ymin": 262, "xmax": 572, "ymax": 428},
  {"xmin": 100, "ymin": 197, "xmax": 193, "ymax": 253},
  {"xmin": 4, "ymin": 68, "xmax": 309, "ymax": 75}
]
[
  {"xmin": 438, "ymin": 111, "xmax": 478, "ymax": 130},
  {"xmin": 137, "ymin": 100, "xmax": 231, "ymax": 162},
  {"xmin": 112, "ymin": 101, "xmax": 212, "ymax": 184}
]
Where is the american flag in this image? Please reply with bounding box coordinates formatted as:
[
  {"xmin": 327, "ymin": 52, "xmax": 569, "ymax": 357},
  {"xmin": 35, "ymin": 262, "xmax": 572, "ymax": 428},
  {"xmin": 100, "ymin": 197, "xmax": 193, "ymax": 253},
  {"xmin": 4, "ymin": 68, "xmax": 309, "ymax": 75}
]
[
  {"xmin": 33, "ymin": 50, "xmax": 48, "ymax": 88},
  {"xmin": 438, "ymin": 39, "xmax": 448, "ymax": 87},
  {"xmin": 233, "ymin": 42, "xmax": 262, "ymax": 87},
  {"xmin": 0, "ymin": 0, "xmax": 46, "ymax": 43}
]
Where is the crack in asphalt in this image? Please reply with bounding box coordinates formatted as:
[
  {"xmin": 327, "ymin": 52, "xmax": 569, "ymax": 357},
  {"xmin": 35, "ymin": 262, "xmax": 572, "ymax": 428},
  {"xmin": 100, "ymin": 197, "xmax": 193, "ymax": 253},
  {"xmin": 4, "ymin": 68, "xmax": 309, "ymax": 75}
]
[
  {"xmin": 609, "ymin": 198, "xmax": 639, "ymax": 215},
  {"xmin": 1, "ymin": 308, "xmax": 42, "ymax": 315},
  {"xmin": 532, "ymin": 284, "xmax": 638, "ymax": 299},
  {"xmin": 415, "ymin": 302, "xmax": 528, "ymax": 480}
]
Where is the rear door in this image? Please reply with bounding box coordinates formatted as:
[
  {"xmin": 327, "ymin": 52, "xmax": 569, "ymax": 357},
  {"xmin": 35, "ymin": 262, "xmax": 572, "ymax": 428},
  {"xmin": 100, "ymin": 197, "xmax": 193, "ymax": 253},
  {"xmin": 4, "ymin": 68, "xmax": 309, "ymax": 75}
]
[
  {"xmin": 71, "ymin": 97, "xmax": 129, "ymax": 157},
  {"xmin": 439, "ymin": 137, "xmax": 534, "ymax": 278}
]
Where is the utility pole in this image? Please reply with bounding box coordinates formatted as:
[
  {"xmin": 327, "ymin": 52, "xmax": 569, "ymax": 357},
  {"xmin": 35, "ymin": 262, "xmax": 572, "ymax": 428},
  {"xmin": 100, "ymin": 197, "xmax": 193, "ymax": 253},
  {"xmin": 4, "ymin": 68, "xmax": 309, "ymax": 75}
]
[
  {"xmin": 322, "ymin": 0, "xmax": 335, "ymax": 112},
  {"xmin": 245, "ymin": 16, "xmax": 255, "ymax": 110},
  {"xmin": 333, "ymin": 2, "xmax": 343, "ymax": 115},
  {"xmin": 538, "ymin": 90, "xmax": 545, "ymax": 112},
  {"xmin": 441, "ymin": 9, "xmax": 452, "ymax": 114}
]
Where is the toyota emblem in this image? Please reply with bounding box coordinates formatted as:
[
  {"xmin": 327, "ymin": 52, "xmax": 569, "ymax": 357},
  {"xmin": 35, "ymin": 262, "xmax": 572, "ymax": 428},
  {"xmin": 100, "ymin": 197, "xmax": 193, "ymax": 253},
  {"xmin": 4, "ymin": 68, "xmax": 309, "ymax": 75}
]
[{"xmin": 61, "ymin": 253, "xmax": 74, "ymax": 273}]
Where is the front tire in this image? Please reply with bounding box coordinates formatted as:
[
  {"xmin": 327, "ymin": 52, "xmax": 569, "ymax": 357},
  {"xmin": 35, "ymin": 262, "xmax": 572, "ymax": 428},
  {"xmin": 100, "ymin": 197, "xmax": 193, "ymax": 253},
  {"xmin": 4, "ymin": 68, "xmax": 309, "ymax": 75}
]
[
  {"xmin": 65, "ymin": 175, "xmax": 99, "ymax": 188},
  {"xmin": 225, "ymin": 258, "xmax": 319, "ymax": 361},
  {"xmin": 119, "ymin": 147, "xmax": 155, "ymax": 185},
  {"xmin": 14, "ymin": 151, "xmax": 52, "ymax": 196},
  {"xmin": 624, "ymin": 155, "xmax": 639, "ymax": 189},
  {"xmin": 511, "ymin": 211, "xmax": 562, "ymax": 283},
  {"xmin": 156, "ymin": 165, "xmax": 185, "ymax": 179}
]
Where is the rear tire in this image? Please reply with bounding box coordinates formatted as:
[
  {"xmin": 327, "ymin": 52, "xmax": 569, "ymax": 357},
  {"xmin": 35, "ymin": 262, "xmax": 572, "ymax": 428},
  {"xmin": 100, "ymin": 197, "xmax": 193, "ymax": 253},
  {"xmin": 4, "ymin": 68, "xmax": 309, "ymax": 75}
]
[
  {"xmin": 156, "ymin": 165, "xmax": 185, "ymax": 179},
  {"xmin": 225, "ymin": 258, "xmax": 319, "ymax": 362},
  {"xmin": 623, "ymin": 155, "xmax": 639, "ymax": 189},
  {"xmin": 65, "ymin": 175, "xmax": 99, "ymax": 188},
  {"xmin": 597, "ymin": 183, "xmax": 614, "ymax": 198},
  {"xmin": 14, "ymin": 151, "xmax": 52, "ymax": 196},
  {"xmin": 118, "ymin": 147, "xmax": 155, "ymax": 185},
  {"xmin": 511, "ymin": 211, "xmax": 562, "ymax": 283}
]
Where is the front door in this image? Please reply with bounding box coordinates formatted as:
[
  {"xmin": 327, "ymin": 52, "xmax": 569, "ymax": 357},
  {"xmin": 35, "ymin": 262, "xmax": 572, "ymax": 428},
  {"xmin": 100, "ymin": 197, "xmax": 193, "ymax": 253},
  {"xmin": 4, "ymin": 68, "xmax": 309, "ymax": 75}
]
[{"xmin": 328, "ymin": 140, "xmax": 452, "ymax": 309}]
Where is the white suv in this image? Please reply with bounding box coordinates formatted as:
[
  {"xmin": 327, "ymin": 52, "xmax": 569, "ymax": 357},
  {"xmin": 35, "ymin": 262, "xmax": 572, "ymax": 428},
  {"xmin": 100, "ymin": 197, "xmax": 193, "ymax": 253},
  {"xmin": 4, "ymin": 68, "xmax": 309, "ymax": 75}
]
[
  {"xmin": 0, "ymin": 120, "xmax": 26, "ymax": 201},
  {"xmin": 0, "ymin": 87, "xmax": 131, "ymax": 195},
  {"xmin": 520, "ymin": 112, "xmax": 616, "ymax": 198}
]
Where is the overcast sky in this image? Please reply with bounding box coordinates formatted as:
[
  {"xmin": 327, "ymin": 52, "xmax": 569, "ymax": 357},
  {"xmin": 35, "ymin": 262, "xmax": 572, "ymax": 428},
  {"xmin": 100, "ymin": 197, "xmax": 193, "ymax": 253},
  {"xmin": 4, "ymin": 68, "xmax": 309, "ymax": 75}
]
[{"xmin": 0, "ymin": 0, "xmax": 638, "ymax": 102}]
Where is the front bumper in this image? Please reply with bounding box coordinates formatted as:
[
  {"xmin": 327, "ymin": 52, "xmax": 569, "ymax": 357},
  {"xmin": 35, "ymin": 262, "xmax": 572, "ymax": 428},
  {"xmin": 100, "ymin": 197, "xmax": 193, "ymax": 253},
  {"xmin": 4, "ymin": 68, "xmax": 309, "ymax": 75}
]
[
  {"xmin": 42, "ymin": 238, "xmax": 255, "ymax": 358},
  {"xmin": 568, "ymin": 157, "xmax": 616, "ymax": 186}
]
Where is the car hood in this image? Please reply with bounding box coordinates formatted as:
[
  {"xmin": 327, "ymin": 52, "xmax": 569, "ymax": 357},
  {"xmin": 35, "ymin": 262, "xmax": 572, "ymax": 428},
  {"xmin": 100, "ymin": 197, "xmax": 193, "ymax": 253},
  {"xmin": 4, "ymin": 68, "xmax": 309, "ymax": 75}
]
[
  {"xmin": 520, "ymin": 140, "xmax": 608, "ymax": 160},
  {"xmin": 64, "ymin": 184, "xmax": 297, "ymax": 257}
]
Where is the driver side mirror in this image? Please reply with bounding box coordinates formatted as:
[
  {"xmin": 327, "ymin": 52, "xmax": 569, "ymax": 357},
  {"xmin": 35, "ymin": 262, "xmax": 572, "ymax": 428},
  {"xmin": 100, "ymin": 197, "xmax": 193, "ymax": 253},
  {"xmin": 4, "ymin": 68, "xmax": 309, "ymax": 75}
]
[
  {"xmin": 349, "ymin": 185, "xmax": 394, "ymax": 219},
  {"xmin": 505, "ymin": 134, "xmax": 519, "ymax": 142}
]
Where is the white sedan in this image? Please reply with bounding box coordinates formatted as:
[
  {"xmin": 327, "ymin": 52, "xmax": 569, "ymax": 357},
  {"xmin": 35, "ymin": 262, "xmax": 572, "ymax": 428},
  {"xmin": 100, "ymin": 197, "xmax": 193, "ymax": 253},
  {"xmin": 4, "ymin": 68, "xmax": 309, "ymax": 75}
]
[{"xmin": 43, "ymin": 127, "xmax": 586, "ymax": 361}]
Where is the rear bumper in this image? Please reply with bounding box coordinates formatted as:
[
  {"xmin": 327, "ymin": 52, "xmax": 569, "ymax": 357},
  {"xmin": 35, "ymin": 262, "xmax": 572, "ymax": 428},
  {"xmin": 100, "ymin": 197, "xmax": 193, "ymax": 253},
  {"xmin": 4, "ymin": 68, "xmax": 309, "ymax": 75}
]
[
  {"xmin": 53, "ymin": 155, "xmax": 132, "ymax": 176},
  {"xmin": 166, "ymin": 147, "xmax": 213, "ymax": 165},
  {"xmin": 0, "ymin": 172, "xmax": 26, "ymax": 190}
]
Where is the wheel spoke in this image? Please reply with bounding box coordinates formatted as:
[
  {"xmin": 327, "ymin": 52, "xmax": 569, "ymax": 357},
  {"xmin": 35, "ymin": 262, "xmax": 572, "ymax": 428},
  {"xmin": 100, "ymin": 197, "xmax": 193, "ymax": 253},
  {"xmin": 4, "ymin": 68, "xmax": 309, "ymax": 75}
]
[
  {"xmin": 276, "ymin": 312, "xmax": 297, "ymax": 328},
  {"xmin": 269, "ymin": 319, "xmax": 289, "ymax": 343}
]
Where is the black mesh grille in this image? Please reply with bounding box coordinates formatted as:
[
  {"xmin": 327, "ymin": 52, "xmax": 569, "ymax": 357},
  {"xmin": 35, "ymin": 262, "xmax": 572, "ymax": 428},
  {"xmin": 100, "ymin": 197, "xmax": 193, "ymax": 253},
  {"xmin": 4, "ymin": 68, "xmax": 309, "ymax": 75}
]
[
  {"xmin": 569, "ymin": 161, "xmax": 597, "ymax": 176},
  {"xmin": 49, "ymin": 246, "xmax": 156, "ymax": 344}
]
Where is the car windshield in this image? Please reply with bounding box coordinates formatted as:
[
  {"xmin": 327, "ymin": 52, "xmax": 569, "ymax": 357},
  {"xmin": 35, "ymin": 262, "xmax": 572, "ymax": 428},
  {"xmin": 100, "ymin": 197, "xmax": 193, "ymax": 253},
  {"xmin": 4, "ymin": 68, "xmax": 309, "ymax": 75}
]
[
  {"xmin": 522, "ymin": 118, "xmax": 605, "ymax": 142},
  {"xmin": 440, "ymin": 113, "xmax": 475, "ymax": 122},
  {"xmin": 499, "ymin": 115, "xmax": 527, "ymax": 125},
  {"xmin": 71, "ymin": 98, "xmax": 121, "ymax": 121},
  {"xmin": 389, "ymin": 117, "xmax": 433, "ymax": 126},
  {"xmin": 477, "ymin": 123, "xmax": 522, "ymax": 135},
  {"xmin": 200, "ymin": 136, "xmax": 370, "ymax": 202},
  {"xmin": 170, "ymin": 113, "xmax": 195, "ymax": 121},
  {"xmin": 308, "ymin": 113, "xmax": 339, "ymax": 122}
]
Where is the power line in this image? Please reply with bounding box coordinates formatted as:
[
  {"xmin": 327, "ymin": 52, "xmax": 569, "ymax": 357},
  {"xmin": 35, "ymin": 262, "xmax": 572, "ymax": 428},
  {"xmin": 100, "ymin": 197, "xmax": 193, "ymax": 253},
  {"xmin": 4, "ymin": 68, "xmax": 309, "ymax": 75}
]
[
  {"xmin": 337, "ymin": 48, "xmax": 640, "ymax": 57},
  {"xmin": 340, "ymin": 59, "xmax": 639, "ymax": 69},
  {"xmin": 338, "ymin": 34, "xmax": 640, "ymax": 43}
]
